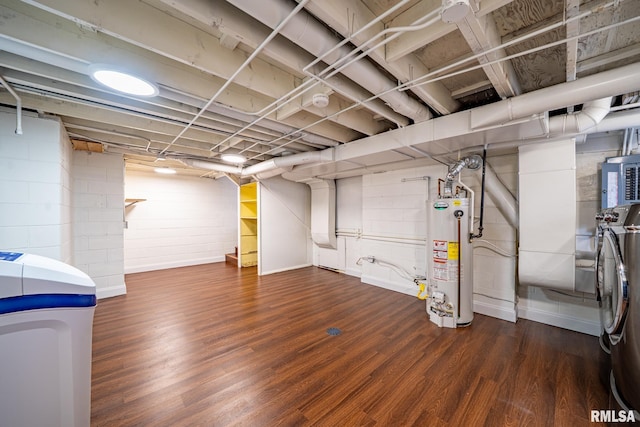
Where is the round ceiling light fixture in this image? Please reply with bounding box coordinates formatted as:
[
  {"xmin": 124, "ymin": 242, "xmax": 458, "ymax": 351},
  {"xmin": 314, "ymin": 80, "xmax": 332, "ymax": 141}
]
[
  {"xmin": 89, "ymin": 65, "xmax": 159, "ymax": 97},
  {"xmin": 441, "ymin": 0, "xmax": 471, "ymax": 23},
  {"xmin": 221, "ymin": 153, "xmax": 247, "ymax": 164},
  {"xmin": 312, "ymin": 93, "xmax": 329, "ymax": 108}
]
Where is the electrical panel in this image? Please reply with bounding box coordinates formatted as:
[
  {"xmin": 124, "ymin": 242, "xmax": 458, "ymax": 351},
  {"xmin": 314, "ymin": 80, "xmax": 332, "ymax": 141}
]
[{"xmin": 601, "ymin": 154, "xmax": 640, "ymax": 208}]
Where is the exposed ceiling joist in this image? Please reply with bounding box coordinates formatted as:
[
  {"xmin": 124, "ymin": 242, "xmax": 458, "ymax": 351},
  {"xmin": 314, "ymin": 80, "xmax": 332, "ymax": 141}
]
[
  {"xmin": 565, "ymin": 0, "xmax": 580, "ymax": 82},
  {"xmin": 456, "ymin": 12, "xmax": 521, "ymax": 98},
  {"xmin": 0, "ymin": 0, "xmax": 637, "ymax": 179},
  {"xmin": 304, "ymin": 0, "xmax": 460, "ymax": 115}
]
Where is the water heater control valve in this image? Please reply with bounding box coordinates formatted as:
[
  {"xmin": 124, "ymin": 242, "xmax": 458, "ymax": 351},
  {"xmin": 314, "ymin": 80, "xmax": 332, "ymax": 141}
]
[{"xmin": 432, "ymin": 290, "xmax": 446, "ymax": 304}]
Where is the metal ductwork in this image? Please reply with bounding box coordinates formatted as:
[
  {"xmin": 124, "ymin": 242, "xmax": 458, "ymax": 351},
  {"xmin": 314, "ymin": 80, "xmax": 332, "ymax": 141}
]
[
  {"xmin": 307, "ymin": 179, "xmax": 337, "ymax": 249},
  {"xmin": 241, "ymin": 149, "xmax": 334, "ymax": 177},
  {"xmin": 483, "ymin": 163, "xmax": 518, "ymax": 229},
  {"xmin": 471, "ymin": 64, "xmax": 639, "ymax": 129},
  {"xmin": 314, "ymin": 63, "xmax": 640, "ymax": 177},
  {"xmin": 178, "ymin": 148, "xmax": 335, "ymax": 179},
  {"xmin": 181, "ymin": 64, "xmax": 640, "ymax": 183},
  {"xmin": 226, "ymin": 0, "xmax": 432, "ymax": 122},
  {"xmin": 443, "ymin": 155, "xmax": 482, "ymax": 197},
  {"xmin": 548, "ymin": 97, "xmax": 612, "ymax": 135},
  {"xmin": 178, "ymin": 159, "xmax": 242, "ymax": 174}
]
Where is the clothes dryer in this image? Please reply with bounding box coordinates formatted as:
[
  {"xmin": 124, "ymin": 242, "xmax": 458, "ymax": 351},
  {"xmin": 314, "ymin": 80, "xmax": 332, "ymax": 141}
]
[{"xmin": 596, "ymin": 204, "xmax": 640, "ymax": 418}]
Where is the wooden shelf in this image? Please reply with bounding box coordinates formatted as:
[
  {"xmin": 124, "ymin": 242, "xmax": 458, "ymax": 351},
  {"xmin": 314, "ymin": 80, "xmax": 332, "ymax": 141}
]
[
  {"xmin": 239, "ymin": 182, "xmax": 258, "ymax": 268},
  {"xmin": 125, "ymin": 198, "xmax": 146, "ymax": 208}
]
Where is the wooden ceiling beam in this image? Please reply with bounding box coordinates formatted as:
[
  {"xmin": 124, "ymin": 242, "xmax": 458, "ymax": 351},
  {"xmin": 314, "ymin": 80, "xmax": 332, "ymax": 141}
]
[
  {"xmin": 306, "ymin": 0, "xmax": 459, "ymax": 115},
  {"xmin": 565, "ymin": 0, "xmax": 580, "ymax": 82},
  {"xmin": 456, "ymin": 12, "xmax": 521, "ymax": 98}
]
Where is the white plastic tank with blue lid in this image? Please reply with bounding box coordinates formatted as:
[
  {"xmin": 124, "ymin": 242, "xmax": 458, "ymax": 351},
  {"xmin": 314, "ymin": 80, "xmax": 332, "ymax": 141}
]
[{"xmin": 0, "ymin": 251, "xmax": 97, "ymax": 427}]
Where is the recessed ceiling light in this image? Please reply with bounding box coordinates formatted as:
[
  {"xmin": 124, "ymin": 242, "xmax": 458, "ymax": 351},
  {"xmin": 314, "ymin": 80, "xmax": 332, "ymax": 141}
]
[
  {"xmin": 221, "ymin": 153, "xmax": 247, "ymax": 164},
  {"xmin": 89, "ymin": 65, "xmax": 159, "ymax": 97},
  {"xmin": 154, "ymin": 167, "xmax": 176, "ymax": 174}
]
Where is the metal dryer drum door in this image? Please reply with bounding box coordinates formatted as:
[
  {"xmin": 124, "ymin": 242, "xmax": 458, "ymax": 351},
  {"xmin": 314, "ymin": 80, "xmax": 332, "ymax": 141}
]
[{"xmin": 596, "ymin": 224, "xmax": 629, "ymax": 342}]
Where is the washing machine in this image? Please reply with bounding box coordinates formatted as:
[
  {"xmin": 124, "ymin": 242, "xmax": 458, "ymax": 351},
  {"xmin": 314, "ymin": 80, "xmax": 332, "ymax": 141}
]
[{"xmin": 596, "ymin": 204, "xmax": 640, "ymax": 419}]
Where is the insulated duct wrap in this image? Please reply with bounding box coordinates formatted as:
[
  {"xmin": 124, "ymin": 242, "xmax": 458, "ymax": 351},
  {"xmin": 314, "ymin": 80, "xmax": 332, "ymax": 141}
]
[
  {"xmin": 518, "ymin": 139, "xmax": 577, "ymax": 291},
  {"xmin": 307, "ymin": 179, "xmax": 337, "ymax": 249}
]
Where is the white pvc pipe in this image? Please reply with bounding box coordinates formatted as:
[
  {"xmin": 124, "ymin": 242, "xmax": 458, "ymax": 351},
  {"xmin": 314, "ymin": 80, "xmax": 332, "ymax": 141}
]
[
  {"xmin": 161, "ymin": 0, "xmax": 311, "ymax": 155},
  {"xmin": 0, "ymin": 75, "xmax": 22, "ymax": 134},
  {"xmin": 457, "ymin": 177, "xmax": 475, "ymax": 237},
  {"xmin": 204, "ymin": 0, "xmax": 410, "ymax": 126},
  {"xmin": 226, "ymin": 0, "xmax": 431, "ymax": 122}
]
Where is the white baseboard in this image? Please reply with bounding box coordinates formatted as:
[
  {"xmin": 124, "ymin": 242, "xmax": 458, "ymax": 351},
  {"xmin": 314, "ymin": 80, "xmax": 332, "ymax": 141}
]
[
  {"xmin": 344, "ymin": 267, "xmax": 362, "ymax": 278},
  {"xmin": 124, "ymin": 256, "xmax": 224, "ymax": 274},
  {"xmin": 96, "ymin": 284, "xmax": 127, "ymax": 299},
  {"xmin": 518, "ymin": 305, "xmax": 600, "ymax": 336},
  {"xmin": 473, "ymin": 299, "xmax": 517, "ymax": 323},
  {"xmin": 360, "ymin": 274, "xmax": 416, "ymax": 297},
  {"xmin": 260, "ymin": 263, "xmax": 313, "ymax": 276}
]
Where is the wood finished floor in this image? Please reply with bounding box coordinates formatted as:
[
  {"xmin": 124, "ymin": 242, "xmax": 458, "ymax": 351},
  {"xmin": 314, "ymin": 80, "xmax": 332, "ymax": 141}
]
[{"xmin": 91, "ymin": 263, "xmax": 609, "ymax": 426}]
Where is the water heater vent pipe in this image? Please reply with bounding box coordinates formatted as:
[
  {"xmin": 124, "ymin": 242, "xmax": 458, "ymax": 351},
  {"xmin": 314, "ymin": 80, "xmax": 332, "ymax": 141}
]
[{"xmin": 443, "ymin": 155, "xmax": 481, "ymax": 197}]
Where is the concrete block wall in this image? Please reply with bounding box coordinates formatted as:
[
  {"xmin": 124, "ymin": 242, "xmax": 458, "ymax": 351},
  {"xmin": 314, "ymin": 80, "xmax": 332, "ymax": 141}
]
[
  {"xmin": 124, "ymin": 170, "xmax": 237, "ymax": 273},
  {"xmin": 72, "ymin": 151, "xmax": 126, "ymax": 299},
  {"xmin": 0, "ymin": 110, "xmax": 72, "ymax": 261},
  {"xmin": 359, "ymin": 166, "xmax": 445, "ymax": 295}
]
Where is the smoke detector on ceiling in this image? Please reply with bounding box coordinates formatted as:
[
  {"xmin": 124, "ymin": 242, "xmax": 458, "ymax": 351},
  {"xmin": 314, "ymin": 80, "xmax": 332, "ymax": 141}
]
[
  {"xmin": 312, "ymin": 93, "xmax": 330, "ymax": 108},
  {"xmin": 441, "ymin": 0, "xmax": 470, "ymax": 23}
]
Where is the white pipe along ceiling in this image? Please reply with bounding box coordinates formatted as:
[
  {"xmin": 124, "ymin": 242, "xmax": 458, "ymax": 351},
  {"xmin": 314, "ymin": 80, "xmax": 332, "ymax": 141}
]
[{"xmin": 0, "ymin": 0, "xmax": 639, "ymax": 180}]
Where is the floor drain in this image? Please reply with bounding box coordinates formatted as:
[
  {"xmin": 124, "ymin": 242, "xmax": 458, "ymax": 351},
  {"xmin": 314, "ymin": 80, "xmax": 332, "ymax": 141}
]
[{"xmin": 326, "ymin": 327, "xmax": 342, "ymax": 336}]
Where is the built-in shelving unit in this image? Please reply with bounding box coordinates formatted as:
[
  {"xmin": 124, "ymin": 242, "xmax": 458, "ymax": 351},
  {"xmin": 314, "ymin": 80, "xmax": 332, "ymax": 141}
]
[{"xmin": 239, "ymin": 182, "xmax": 258, "ymax": 267}]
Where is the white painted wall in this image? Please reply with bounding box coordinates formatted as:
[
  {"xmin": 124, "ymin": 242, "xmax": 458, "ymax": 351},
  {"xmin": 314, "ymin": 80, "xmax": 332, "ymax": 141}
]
[
  {"xmin": 124, "ymin": 171, "xmax": 237, "ymax": 273},
  {"xmin": 0, "ymin": 110, "xmax": 72, "ymax": 262},
  {"xmin": 258, "ymin": 176, "xmax": 311, "ymax": 275},
  {"xmin": 73, "ymin": 151, "xmax": 126, "ymax": 299},
  {"xmin": 461, "ymin": 154, "xmax": 519, "ymax": 323}
]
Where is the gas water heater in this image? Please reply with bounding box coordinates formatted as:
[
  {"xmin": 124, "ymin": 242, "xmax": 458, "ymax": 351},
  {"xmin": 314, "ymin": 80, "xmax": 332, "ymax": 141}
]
[
  {"xmin": 426, "ymin": 198, "xmax": 474, "ymax": 327},
  {"xmin": 425, "ymin": 155, "xmax": 481, "ymax": 328}
]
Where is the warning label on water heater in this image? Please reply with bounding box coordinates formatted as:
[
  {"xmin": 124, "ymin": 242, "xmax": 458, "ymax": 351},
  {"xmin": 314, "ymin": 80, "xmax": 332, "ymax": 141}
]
[
  {"xmin": 433, "ymin": 240, "xmax": 447, "ymax": 251},
  {"xmin": 447, "ymin": 242, "xmax": 459, "ymax": 260},
  {"xmin": 433, "ymin": 240, "xmax": 450, "ymax": 280},
  {"xmin": 433, "ymin": 259, "xmax": 449, "ymax": 280}
]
